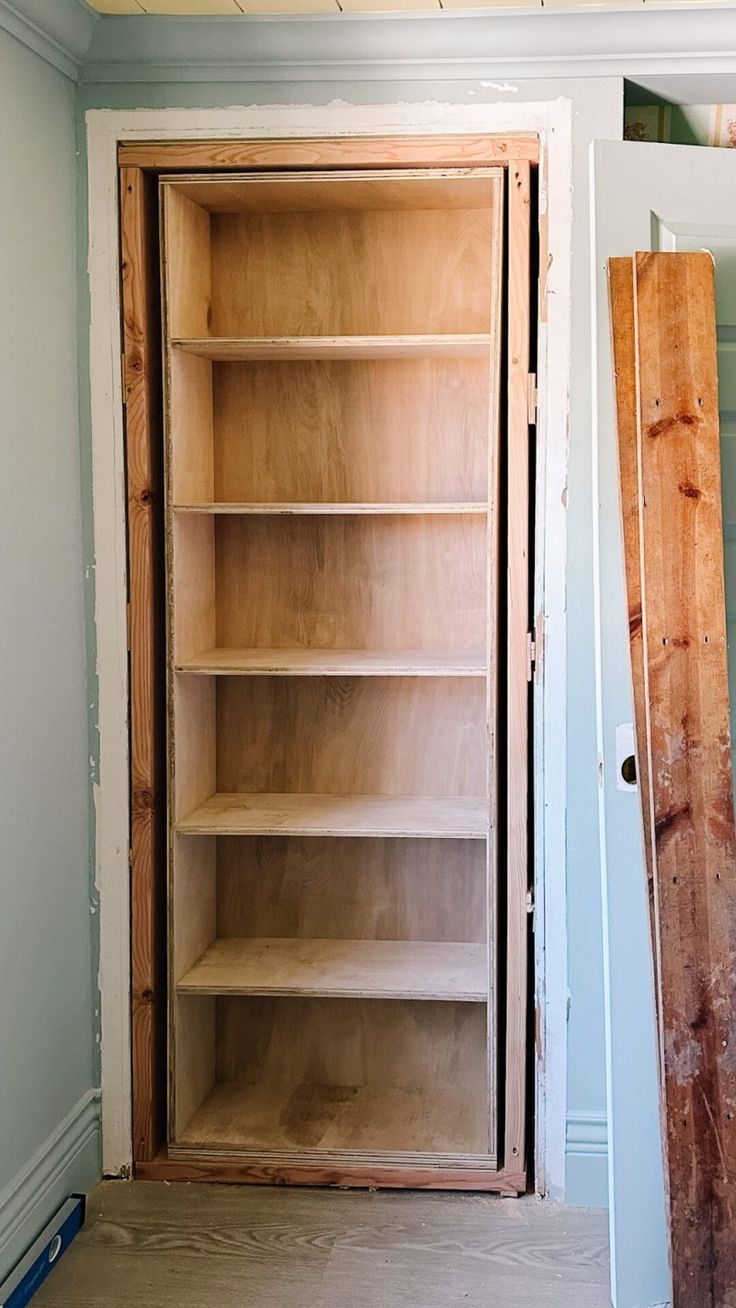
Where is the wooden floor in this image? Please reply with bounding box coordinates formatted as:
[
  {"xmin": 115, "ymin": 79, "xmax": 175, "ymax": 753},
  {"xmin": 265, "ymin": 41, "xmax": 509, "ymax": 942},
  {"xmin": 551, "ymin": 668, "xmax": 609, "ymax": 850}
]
[{"xmin": 34, "ymin": 1181, "xmax": 611, "ymax": 1307}]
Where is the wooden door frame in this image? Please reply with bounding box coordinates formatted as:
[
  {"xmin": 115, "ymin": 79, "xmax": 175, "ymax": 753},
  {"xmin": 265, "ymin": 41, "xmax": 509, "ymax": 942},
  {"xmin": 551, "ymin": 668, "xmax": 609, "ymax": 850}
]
[{"xmin": 87, "ymin": 101, "xmax": 572, "ymax": 1193}]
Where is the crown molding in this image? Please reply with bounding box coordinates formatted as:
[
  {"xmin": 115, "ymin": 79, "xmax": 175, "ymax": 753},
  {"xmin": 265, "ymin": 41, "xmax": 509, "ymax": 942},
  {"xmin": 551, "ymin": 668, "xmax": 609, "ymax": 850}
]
[
  {"xmin": 80, "ymin": 7, "xmax": 736, "ymax": 86},
  {"xmin": 0, "ymin": 0, "xmax": 97, "ymax": 79}
]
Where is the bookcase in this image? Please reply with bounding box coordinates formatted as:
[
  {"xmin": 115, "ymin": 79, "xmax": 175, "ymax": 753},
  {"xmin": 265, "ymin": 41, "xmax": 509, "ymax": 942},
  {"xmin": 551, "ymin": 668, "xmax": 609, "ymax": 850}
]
[{"xmin": 161, "ymin": 165, "xmax": 514, "ymax": 1181}]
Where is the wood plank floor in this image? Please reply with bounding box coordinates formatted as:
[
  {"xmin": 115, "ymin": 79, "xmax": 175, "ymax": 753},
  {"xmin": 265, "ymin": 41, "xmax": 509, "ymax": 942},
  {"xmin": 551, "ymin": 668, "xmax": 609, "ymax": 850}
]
[{"xmin": 33, "ymin": 1181, "xmax": 611, "ymax": 1307}]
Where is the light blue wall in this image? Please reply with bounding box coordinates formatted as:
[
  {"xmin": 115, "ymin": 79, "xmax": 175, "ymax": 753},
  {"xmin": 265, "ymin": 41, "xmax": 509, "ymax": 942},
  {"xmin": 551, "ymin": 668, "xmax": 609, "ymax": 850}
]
[
  {"xmin": 75, "ymin": 68, "xmax": 622, "ymax": 1206},
  {"xmin": 0, "ymin": 26, "xmax": 100, "ymax": 1282}
]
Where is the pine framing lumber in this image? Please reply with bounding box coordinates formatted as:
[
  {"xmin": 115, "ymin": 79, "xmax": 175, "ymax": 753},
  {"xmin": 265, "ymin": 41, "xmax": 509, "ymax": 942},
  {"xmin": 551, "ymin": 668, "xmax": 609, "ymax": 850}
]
[{"xmin": 611, "ymin": 250, "xmax": 736, "ymax": 1307}]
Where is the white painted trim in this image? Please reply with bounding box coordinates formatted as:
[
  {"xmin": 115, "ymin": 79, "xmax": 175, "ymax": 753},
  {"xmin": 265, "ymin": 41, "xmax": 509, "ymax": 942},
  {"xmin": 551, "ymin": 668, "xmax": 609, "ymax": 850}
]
[
  {"xmin": 0, "ymin": 1089, "xmax": 100, "ymax": 1276},
  {"xmin": 0, "ymin": 0, "xmax": 96, "ymax": 80},
  {"xmin": 87, "ymin": 100, "xmax": 571, "ymax": 1193},
  {"xmin": 80, "ymin": 8, "xmax": 736, "ymax": 87}
]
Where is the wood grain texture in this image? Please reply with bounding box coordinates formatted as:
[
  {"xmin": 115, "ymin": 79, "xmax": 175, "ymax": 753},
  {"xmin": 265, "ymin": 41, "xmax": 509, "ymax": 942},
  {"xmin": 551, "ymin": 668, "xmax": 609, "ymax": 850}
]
[
  {"xmin": 31, "ymin": 1182, "xmax": 607, "ymax": 1308},
  {"xmin": 205, "ymin": 355, "xmax": 489, "ymax": 505},
  {"xmin": 176, "ymin": 1080, "xmax": 488, "ymax": 1155},
  {"xmin": 211, "ymin": 515, "xmax": 487, "ymax": 652},
  {"xmin": 176, "ymin": 648, "xmax": 486, "ymax": 676},
  {"xmin": 214, "ymin": 677, "xmax": 486, "ymax": 798},
  {"xmin": 120, "ymin": 166, "xmax": 167, "ymax": 1164},
  {"xmin": 174, "ymin": 504, "xmax": 488, "ymax": 515},
  {"xmin": 205, "ymin": 208, "xmax": 494, "ymax": 336},
  {"xmin": 176, "ymin": 793, "xmax": 487, "ymax": 839},
  {"xmin": 631, "ymin": 251, "xmax": 736, "ymax": 1308},
  {"xmin": 177, "ymin": 938, "xmax": 488, "ymax": 1001},
  {"xmin": 160, "ymin": 170, "xmax": 502, "ymax": 215},
  {"xmin": 215, "ymin": 836, "xmax": 485, "ymax": 942},
  {"xmin": 119, "ymin": 133, "xmax": 540, "ymax": 169},
  {"xmin": 504, "ymin": 158, "xmax": 531, "ymax": 1174},
  {"xmin": 172, "ymin": 334, "xmax": 493, "ymax": 360}
]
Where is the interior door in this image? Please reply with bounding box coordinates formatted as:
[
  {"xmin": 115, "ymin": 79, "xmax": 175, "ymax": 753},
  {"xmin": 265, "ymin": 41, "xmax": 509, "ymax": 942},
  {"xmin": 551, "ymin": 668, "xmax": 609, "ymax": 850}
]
[{"xmin": 592, "ymin": 139, "xmax": 736, "ymax": 1308}]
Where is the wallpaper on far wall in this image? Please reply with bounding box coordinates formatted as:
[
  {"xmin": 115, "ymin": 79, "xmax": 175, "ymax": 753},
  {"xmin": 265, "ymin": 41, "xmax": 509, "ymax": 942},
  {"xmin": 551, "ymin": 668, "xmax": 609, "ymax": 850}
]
[{"xmin": 624, "ymin": 104, "xmax": 736, "ymax": 146}]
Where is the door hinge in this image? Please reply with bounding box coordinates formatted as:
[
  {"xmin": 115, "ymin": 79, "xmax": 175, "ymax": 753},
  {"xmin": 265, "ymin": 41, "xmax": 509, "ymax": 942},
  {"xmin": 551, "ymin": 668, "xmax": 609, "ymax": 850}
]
[
  {"xmin": 126, "ymin": 601, "xmax": 131, "ymax": 652},
  {"xmin": 527, "ymin": 372, "xmax": 538, "ymax": 426},
  {"xmin": 122, "ymin": 351, "xmax": 128, "ymax": 406},
  {"xmin": 527, "ymin": 612, "xmax": 544, "ymax": 683},
  {"xmin": 526, "ymin": 889, "xmax": 535, "ymax": 916}
]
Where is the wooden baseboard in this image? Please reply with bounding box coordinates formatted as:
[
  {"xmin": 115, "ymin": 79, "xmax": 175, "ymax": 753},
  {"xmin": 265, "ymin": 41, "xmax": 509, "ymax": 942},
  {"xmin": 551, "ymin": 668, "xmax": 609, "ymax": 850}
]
[{"xmin": 135, "ymin": 1151, "xmax": 526, "ymax": 1193}]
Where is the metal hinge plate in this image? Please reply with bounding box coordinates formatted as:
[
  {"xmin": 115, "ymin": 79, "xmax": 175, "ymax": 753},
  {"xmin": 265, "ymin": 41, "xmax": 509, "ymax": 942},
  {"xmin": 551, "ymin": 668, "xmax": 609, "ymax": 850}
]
[
  {"xmin": 527, "ymin": 612, "xmax": 544, "ymax": 683},
  {"xmin": 527, "ymin": 372, "xmax": 538, "ymax": 426}
]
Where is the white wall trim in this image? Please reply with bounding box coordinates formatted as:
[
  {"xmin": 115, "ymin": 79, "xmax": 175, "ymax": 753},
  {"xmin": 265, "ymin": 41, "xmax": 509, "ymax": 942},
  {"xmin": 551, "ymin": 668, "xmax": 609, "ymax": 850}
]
[
  {"xmin": 80, "ymin": 8, "xmax": 736, "ymax": 87},
  {"xmin": 87, "ymin": 99, "xmax": 571, "ymax": 1191},
  {"xmin": 566, "ymin": 1109, "xmax": 608, "ymax": 1156},
  {"xmin": 0, "ymin": 1089, "xmax": 100, "ymax": 1276},
  {"xmin": 0, "ymin": 0, "xmax": 96, "ymax": 81}
]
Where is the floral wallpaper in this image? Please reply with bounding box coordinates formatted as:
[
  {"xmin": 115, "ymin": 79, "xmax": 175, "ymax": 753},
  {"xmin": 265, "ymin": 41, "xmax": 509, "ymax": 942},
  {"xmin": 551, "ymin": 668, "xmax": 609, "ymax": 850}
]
[{"xmin": 624, "ymin": 103, "xmax": 736, "ymax": 146}]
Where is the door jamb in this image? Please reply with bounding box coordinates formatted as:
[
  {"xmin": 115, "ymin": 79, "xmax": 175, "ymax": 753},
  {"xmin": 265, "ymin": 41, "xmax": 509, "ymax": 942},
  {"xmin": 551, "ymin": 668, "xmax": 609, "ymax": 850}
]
[{"xmin": 86, "ymin": 101, "xmax": 571, "ymax": 1194}]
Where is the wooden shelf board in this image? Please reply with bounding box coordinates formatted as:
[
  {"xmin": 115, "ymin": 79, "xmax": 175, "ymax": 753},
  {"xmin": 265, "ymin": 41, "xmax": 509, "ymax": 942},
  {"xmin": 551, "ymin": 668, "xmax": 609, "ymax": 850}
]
[
  {"xmin": 175, "ymin": 794, "xmax": 487, "ymax": 839},
  {"xmin": 171, "ymin": 335, "xmax": 492, "ymax": 362},
  {"xmin": 164, "ymin": 170, "xmax": 503, "ymax": 216},
  {"xmin": 174, "ymin": 502, "xmax": 487, "ymax": 516},
  {"xmin": 178, "ymin": 938, "xmax": 487, "ymax": 1002},
  {"xmin": 175, "ymin": 648, "xmax": 487, "ymax": 677},
  {"xmin": 176, "ymin": 1079, "xmax": 489, "ymax": 1156}
]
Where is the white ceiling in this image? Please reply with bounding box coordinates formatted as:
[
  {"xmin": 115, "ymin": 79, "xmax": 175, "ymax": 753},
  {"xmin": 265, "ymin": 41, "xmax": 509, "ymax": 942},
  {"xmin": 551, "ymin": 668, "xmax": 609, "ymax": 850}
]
[{"xmin": 85, "ymin": 0, "xmax": 735, "ymax": 16}]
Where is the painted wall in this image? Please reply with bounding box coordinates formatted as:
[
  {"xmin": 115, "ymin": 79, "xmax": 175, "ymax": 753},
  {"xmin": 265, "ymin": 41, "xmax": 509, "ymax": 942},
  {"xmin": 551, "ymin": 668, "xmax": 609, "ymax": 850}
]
[
  {"xmin": 0, "ymin": 26, "xmax": 100, "ymax": 1283},
  {"xmin": 76, "ymin": 71, "xmax": 622, "ymax": 1206}
]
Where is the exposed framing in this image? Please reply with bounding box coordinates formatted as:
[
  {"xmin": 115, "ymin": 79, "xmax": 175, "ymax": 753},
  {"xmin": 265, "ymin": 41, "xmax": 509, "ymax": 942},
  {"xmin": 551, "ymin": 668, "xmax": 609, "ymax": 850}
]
[{"xmin": 87, "ymin": 102, "xmax": 571, "ymax": 1192}]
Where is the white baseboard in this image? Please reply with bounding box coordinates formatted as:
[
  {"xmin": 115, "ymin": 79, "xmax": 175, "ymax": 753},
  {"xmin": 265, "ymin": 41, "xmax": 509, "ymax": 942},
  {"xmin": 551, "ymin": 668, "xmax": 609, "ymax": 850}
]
[
  {"xmin": 565, "ymin": 1110, "xmax": 609, "ymax": 1209},
  {"xmin": 0, "ymin": 1088, "xmax": 101, "ymax": 1282}
]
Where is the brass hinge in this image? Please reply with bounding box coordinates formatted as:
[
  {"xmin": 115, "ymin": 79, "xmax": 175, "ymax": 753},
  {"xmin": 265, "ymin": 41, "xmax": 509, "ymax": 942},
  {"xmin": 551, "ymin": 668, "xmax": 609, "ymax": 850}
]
[
  {"xmin": 526, "ymin": 632, "xmax": 536, "ymax": 683},
  {"xmin": 527, "ymin": 372, "xmax": 538, "ymax": 426},
  {"xmin": 527, "ymin": 612, "xmax": 544, "ymax": 683},
  {"xmin": 122, "ymin": 351, "xmax": 128, "ymax": 406},
  {"xmin": 126, "ymin": 601, "xmax": 131, "ymax": 652}
]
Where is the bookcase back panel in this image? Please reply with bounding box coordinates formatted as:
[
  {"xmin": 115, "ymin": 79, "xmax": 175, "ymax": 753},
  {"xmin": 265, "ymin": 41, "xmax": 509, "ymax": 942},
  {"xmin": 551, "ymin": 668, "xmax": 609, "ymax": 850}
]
[
  {"xmin": 209, "ymin": 358, "xmax": 490, "ymax": 506},
  {"xmin": 208, "ymin": 209, "xmax": 494, "ymax": 338},
  {"xmin": 215, "ymin": 837, "xmax": 485, "ymax": 943},
  {"xmin": 214, "ymin": 676, "xmax": 486, "ymax": 798},
  {"xmin": 213, "ymin": 515, "xmax": 487, "ymax": 652}
]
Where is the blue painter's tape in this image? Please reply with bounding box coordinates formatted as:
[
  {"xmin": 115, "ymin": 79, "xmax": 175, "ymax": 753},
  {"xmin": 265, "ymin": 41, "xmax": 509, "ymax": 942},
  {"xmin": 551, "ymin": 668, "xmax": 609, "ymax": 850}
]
[{"xmin": 0, "ymin": 1196, "xmax": 85, "ymax": 1308}]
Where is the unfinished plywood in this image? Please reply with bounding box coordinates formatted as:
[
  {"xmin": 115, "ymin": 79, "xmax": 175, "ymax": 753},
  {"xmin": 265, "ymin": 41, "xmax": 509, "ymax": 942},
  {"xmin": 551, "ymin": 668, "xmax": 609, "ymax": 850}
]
[
  {"xmin": 210, "ymin": 515, "xmax": 486, "ymax": 653},
  {"xmin": 161, "ymin": 163, "xmax": 515, "ymax": 1183},
  {"xmin": 178, "ymin": 938, "xmax": 487, "ymax": 1001},
  {"xmin": 611, "ymin": 251, "xmax": 736, "ymax": 1307},
  {"xmin": 176, "ymin": 793, "xmax": 487, "ymax": 840},
  {"xmin": 176, "ymin": 649, "xmax": 486, "ymax": 676}
]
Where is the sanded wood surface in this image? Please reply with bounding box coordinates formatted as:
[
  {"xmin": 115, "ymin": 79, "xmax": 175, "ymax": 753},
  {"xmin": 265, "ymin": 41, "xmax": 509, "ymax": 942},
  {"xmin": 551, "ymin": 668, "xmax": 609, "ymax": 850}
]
[
  {"xmin": 173, "ymin": 502, "xmax": 488, "ymax": 515},
  {"xmin": 176, "ymin": 648, "xmax": 486, "ymax": 676},
  {"xmin": 619, "ymin": 251, "xmax": 736, "ymax": 1307},
  {"xmin": 504, "ymin": 157, "xmax": 531, "ymax": 1175},
  {"xmin": 172, "ymin": 335, "xmax": 493, "ymax": 361},
  {"xmin": 120, "ymin": 167, "xmax": 167, "ymax": 1164},
  {"xmin": 119, "ymin": 132, "xmax": 540, "ymax": 169},
  {"xmin": 177, "ymin": 1080, "xmax": 488, "ymax": 1154},
  {"xmin": 176, "ymin": 793, "xmax": 487, "ymax": 839},
  {"xmin": 164, "ymin": 169, "xmax": 502, "ymax": 214},
  {"xmin": 32, "ymin": 1183, "xmax": 607, "ymax": 1308},
  {"xmin": 177, "ymin": 938, "xmax": 487, "ymax": 1001}
]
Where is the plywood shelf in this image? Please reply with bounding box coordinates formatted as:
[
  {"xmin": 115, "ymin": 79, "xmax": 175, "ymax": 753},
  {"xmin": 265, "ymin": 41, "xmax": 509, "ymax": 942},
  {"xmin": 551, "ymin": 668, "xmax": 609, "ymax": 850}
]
[
  {"xmin": 178, "ymin": 938, "xmax": 487, "ymax": 1002},
  {"xmin": 176, "ymin": 1079, "xmax": 489, "ymax": 1157},
  {"xmin": 176, "ymin": 793, "xmax": 487, "ymax": 839},
  {"xmin": 175, "ymin": 649, "xmax": 486, "ymax": 677},
  {"xmin": 173, "ymin": 502, "xmax": 488, "ymax": 516},
  {"xmin": 172, "ymin": 335, "xmax": 493, "ymax": 362}
]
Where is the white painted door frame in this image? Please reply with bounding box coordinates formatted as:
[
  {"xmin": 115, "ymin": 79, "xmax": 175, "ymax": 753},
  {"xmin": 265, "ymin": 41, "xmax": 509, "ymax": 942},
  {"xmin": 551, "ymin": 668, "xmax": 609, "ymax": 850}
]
[{"xmin": 86, "ymin": 99, "xmax": 572, "ymax": 1193}]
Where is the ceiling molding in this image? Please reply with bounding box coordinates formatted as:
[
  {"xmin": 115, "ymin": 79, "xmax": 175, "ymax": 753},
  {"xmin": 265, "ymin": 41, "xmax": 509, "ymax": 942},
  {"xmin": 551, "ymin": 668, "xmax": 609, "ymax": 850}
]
[
  {"xmin": 80, "ymin": 7, "xmax": 736, "ymax": 84},
  {"xmin": 0, "ymin": 0, "xmax": 97, "ymax": 79}
]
